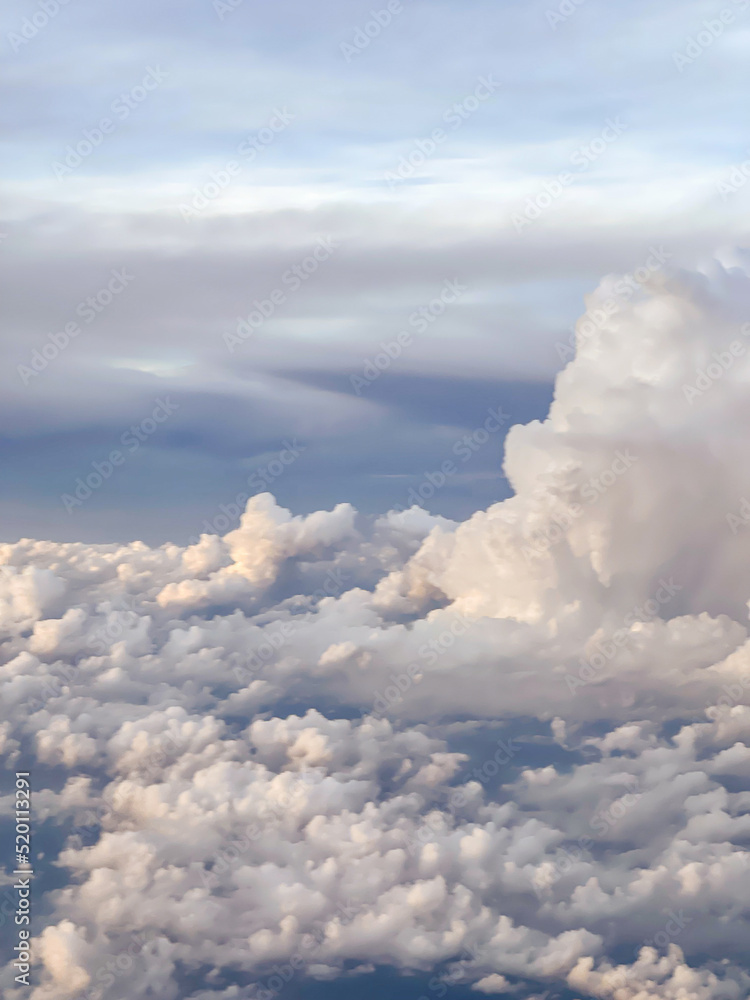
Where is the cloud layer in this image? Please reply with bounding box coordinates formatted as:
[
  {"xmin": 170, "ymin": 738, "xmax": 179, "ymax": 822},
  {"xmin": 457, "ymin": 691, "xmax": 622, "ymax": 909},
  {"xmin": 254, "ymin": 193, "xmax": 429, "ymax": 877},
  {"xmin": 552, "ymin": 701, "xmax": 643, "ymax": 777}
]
[
  {"xmin": 3, "ymin": 259, "xmax": 750, "ymax": 999},
  {"xmin": 4, "ymin": 0, "xmax": 750, "ymax": 541}
]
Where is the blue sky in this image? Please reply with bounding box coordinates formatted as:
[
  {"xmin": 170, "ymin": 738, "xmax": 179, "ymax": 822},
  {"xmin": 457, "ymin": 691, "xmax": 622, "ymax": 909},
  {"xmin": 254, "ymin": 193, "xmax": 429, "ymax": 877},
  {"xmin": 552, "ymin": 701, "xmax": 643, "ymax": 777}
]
[{"xmin": 2, "ymin": 0, "xmax": 749, "ymax": 542}]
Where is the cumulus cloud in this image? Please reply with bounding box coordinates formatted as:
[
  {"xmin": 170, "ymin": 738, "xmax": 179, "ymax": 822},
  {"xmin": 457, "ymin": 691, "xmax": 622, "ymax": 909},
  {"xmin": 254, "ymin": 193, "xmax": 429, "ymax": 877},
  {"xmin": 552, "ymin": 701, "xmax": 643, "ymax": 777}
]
[{"xmin": 4, "ymin": 259, "xmax": 750, "ymax": 999}]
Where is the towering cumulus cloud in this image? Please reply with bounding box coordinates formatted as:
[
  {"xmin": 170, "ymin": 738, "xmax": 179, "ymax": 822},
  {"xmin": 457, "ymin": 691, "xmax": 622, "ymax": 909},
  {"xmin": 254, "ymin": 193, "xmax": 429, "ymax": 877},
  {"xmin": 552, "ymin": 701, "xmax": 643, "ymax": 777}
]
[{"xmin": 3, "ymin": 259, "xmax": 750, "ymax": 999}]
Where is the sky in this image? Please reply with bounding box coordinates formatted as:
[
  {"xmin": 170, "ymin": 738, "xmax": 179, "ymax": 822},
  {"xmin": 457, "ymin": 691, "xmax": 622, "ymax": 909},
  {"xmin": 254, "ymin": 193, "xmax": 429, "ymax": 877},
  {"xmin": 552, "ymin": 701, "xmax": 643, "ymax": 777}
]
[
  {"xmin": 3, "ymin": 0, "xmax": 750, "ymax": 542},
  {"xmin": 4, "ymin": 4, "xmax": 750, "ymax": 1000}
]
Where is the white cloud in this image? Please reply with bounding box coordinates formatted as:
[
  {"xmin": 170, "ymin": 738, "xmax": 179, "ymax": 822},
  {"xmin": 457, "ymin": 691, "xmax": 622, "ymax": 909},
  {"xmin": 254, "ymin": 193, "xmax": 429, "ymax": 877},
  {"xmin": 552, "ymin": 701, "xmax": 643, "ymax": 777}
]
[{"xmin": 4, "ymin": 259, "xmax": 750, "ymax": 999}]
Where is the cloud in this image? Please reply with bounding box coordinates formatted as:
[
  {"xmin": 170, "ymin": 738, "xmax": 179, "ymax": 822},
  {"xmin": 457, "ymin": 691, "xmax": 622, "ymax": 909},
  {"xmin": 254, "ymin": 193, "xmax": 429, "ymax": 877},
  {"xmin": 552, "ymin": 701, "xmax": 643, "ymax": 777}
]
[{"xmin": 4, "ymin": 258, "xmax": 750, "ymax": 999}]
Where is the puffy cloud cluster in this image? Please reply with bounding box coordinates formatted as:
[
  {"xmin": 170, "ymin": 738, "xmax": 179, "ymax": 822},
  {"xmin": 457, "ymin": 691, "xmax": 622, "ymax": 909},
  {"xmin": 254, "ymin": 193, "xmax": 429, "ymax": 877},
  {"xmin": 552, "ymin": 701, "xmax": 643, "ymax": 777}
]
[{"xmin": 3, "ymin": 259, "xmax": 750, "ymax": 999}]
